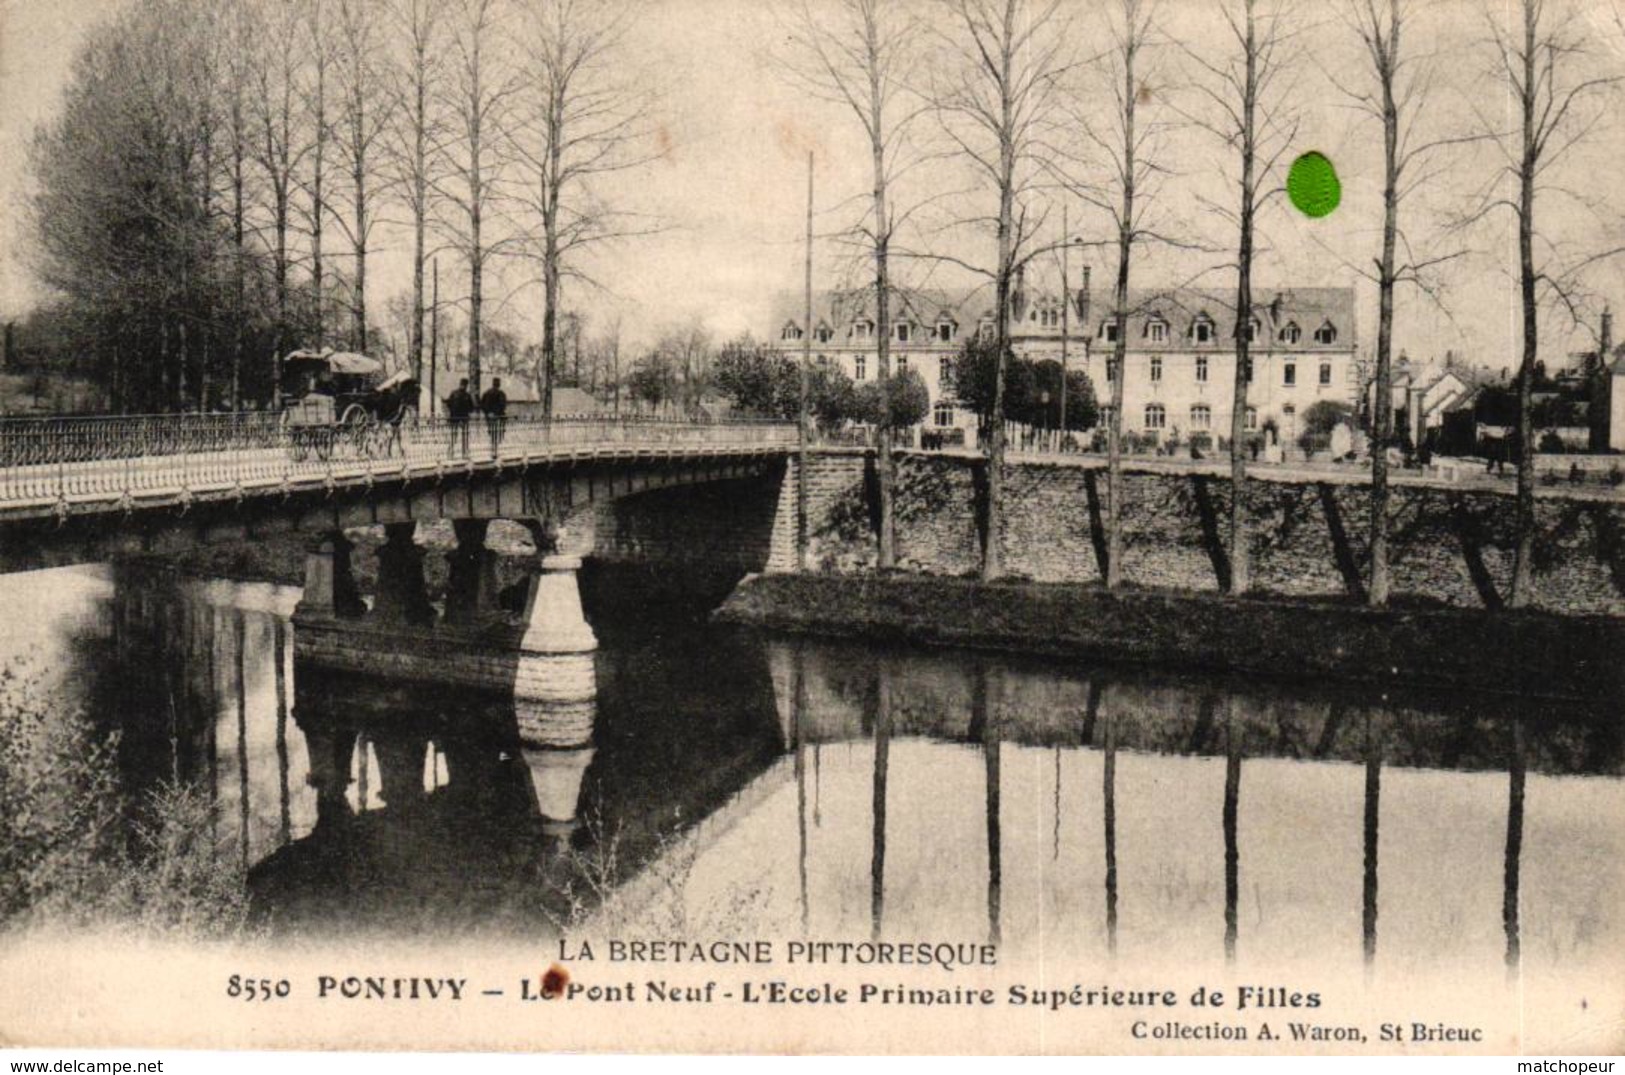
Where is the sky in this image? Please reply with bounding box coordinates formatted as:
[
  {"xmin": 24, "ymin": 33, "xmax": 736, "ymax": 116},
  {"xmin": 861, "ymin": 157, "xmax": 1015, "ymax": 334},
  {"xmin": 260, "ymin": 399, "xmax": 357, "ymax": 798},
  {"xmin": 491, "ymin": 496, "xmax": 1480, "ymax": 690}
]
[{"xmin": 5, "ymin": 0, "xmax": 1625, "ymax": 371}]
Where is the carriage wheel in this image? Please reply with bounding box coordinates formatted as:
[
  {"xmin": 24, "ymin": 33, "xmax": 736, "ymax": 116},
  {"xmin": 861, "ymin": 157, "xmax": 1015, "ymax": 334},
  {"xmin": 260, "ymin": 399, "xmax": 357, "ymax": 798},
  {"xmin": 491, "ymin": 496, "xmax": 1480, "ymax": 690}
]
[{"xmin": 339, "ymin": 404, "xmax": 373, "ymax": 458}]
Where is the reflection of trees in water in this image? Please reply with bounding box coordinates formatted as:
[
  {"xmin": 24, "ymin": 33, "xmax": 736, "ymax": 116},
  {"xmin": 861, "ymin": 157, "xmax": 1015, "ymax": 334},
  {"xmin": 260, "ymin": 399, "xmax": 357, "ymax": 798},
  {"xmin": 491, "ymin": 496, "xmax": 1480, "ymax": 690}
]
[
  {"xmin": 762, "ymin": 636, "xmax": 1619, "ymax": 972},
  {"xmin": 768, "ymin": 637, "xmax": 1624, "ymax": 776}
]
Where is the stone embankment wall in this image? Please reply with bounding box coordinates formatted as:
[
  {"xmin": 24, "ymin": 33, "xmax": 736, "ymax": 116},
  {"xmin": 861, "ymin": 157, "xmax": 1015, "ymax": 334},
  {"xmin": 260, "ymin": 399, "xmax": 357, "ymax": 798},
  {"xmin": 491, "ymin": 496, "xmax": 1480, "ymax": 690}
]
[{"xmin": 764, "ymin": 450, "xmax": 1625, "ymax": 616}]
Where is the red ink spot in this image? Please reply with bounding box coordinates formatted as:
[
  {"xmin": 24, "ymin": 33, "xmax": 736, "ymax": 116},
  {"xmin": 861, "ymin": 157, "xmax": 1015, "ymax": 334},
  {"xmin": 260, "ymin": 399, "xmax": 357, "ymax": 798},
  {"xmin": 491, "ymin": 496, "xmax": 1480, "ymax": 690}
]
[{"xmin": 541, "ymin": 964, "xmax": 570, "ymax": 999}]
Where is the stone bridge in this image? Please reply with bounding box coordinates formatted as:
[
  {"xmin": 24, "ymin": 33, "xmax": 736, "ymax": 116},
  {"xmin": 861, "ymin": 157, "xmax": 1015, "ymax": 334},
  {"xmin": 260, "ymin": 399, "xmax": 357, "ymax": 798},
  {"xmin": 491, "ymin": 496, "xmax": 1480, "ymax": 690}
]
[
  {"xmin": 1, "ymin": 412, "xmax": 802, "ymax": 699},
  {"xmin": 0, "ymin": 413, "xmax": 798, "ymax": 573}
]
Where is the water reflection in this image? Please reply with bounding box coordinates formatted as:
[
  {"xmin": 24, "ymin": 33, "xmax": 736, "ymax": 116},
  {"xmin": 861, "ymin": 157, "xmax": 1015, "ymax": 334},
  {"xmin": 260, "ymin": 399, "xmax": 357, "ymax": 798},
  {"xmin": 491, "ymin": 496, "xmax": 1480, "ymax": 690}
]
[{"xmin": 4, "ymin": 563, "xmax": 1623, "ymax": 979}]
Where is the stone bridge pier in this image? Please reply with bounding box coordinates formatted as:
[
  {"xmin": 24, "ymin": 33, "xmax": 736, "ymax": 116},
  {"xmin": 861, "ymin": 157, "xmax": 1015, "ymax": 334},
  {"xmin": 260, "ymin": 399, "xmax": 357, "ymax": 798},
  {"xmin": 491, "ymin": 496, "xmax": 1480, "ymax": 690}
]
[
  {"xmin": 294, "ymin": 516, "xmax": 599, "ymax": 673},
  {"xmin": 293, "ymin": 516, "xmax": 601, "ymax": 843}
]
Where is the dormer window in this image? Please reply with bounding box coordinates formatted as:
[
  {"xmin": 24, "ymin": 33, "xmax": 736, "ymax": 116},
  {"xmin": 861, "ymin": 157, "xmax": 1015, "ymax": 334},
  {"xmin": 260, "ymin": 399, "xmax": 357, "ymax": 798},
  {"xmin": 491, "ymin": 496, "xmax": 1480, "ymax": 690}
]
[
  {"xmin": 781, "ymin": 321, "xmax": 803, "ymax": 342},
  {"xmin": 894, "ymin": 321, "xmax": 911, "ymax": 343},
  {"xmin": 851, "ymin": 319, "xmax": 874, "ymax": 341},
  {"xmin": 814, "ymin": 322, "xmax": 833, "ymax": 343},
  {"xmin": 936, "ymin": 319, "xmax": 957, "ymax": 342},
  {"xmin": 1314, "ymin": 321, "xmax": 1338, "ymax": 344},
  {"xmin": 1190, "ymin": 314, "xmax": 1215, "ymax": 344},
  {"xmin": 1280, "ymin": 322, "xmax": 1302, "ymax": 344},
  {"xmin": 1100, "ymin": 321, "xmax": 1120, "ymax": 343},
  {"xmin": 1242, "ymin": 318, "xmax": 1260, "ymax": 343},
  {"xmin": 1146, "ymin": 318, "xmax": 1168, "ymax": 343},
  {"xmin": 1040, "ymin": 307, "xmax": 1060, "ymax": 329}
]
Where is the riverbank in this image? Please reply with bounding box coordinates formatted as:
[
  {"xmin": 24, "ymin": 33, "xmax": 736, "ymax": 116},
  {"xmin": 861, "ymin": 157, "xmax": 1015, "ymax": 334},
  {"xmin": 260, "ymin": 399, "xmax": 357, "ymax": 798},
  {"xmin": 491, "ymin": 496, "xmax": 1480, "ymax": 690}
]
[{"xmin": 716, "ymin": 571, "xmax": 1625, "ymax": 702}]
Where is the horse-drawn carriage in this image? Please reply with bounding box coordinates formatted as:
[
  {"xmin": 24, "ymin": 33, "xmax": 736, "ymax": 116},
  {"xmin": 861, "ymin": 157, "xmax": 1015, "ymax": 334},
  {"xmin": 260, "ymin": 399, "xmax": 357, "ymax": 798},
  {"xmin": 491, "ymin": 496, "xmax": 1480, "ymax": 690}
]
[{"xmin": 281, "ymin": 349, "xmax": 419, "ymax": 460}]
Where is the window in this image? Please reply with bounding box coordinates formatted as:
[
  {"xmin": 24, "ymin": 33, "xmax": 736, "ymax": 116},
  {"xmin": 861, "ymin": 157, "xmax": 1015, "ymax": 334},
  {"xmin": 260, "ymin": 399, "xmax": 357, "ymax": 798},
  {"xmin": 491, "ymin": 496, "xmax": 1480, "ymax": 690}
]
[
  {"xmin": 854, "ymin": 356, "xmax": 867, "ymax": 381},
  {"xmin": 1191, "ymin": 315, "xmax": 1215, "ymax": 343},
  {"xmin": 852, "ymin": 320, "xmax": 873, "ymax": 341},
  {"xmin": 940, "ymin": 357, "xmax": 953, "ymax": 386},
  {"xmin": 1244, "ymin": 357, "xmax": 1254, "ymax": 383},
  {"xmin": 937, "ymin": 320, "xmax": 956, "ymax": 342},
  {"xmin": 1196, "ymin": 356, "xmax": 1209, "ymax": 383},
  {"xmin": 978, "ymin": 319, "xmax": 994, "ymax": 341},
  {"xmin": 1314, "ymin": 321, "xmax": 1338, "ymax": 344},
  {"xmin": 1245, "ymin": 406, "xmax": 1258, "ymax": 430},
  {"xmin": 896, "ymin": 355, "xmax": 909, "ymax": 373},
  {"xmin": 1244, "ymin": 318, "xmax": 1260, "ymax": 343},
  {"xmin": 1283, "ymin": 362, "xmax": 1296, "ymax": 386},
  {"xmin": 1319, "ymin": 362, "xmax": 1332, "ymax": 386},
  {"xmin": 1148, "ymin": 319, "xmax": 1168, "ymax": 343},
  {"xmin": 1281, "ymin": 322, "xmax": 1302, "ymax": 344},
  {"xmin": 815, "ymin": 323, "xmax": 833, "ymax": 343},
  {"xmin": 816, "ymin": 354, "xmax": 831, "ymax": 368},
  {"xmin": 1101, "ymin": 321, "xmax": 1120, "ymax": 343},
  {"xmin": 933, "ymin": 402, "xmax": 955, "ymax": 428},
  {"xmin": 1038, "ymin": 307, "xmax": 1057, "ymax": 328},
  {"xmin": 781, "ymin": 321, "xmax": 803, "ymax": 341},
  {"xmin": 1191, "ymin": 404, "xmax": 1212, "ymax": 430},
  {"xmin": 1144, "ymin": 403, "xmax": 1167, "ymax": 430},
  {"xmin": 1106, "ymin": 358, "xmax": 1120, "ymax": 383},
  {"xmin": 895, "ymin": 322, "xmax": 911, "ymax": 343},
  {"xmin": 1150, "ymin": 356, "xmax": 1163, "ymax": 382}
]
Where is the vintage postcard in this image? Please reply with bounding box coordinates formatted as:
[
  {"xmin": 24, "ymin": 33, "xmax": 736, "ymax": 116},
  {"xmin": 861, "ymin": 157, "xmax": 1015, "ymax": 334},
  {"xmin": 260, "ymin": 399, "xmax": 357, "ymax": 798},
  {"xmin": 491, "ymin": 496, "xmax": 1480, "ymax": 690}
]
[{"xmin": 0, "ymin": 0, "xmax": 1621, "ymax": 1058}]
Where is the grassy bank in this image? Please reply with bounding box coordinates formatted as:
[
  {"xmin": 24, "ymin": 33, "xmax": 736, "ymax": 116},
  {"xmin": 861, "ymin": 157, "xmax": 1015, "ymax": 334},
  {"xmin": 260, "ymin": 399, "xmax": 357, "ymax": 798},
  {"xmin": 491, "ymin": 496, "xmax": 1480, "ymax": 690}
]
[{"xmin": 717, "ymin": 572, "xmax": 1625, "ymax": 702}]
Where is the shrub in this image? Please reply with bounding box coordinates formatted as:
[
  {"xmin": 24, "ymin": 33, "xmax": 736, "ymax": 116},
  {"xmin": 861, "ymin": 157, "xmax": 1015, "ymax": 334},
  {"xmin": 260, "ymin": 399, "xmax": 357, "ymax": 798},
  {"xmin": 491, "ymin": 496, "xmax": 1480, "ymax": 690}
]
[{"xmin": 0, "ymin": 662, "xmax": 249, "ymax": 937}]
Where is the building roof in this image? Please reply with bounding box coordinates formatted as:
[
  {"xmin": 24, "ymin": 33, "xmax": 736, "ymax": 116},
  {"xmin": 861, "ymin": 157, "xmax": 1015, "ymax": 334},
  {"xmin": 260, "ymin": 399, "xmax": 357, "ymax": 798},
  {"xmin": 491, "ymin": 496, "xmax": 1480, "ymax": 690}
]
[
  {"xmin": 1081, "ymin": 286, "xmax": 1356, "ymax": 351},
  {"xmin": 771, "ymin": 284, "xmax": 1357, "ymax": 351}
]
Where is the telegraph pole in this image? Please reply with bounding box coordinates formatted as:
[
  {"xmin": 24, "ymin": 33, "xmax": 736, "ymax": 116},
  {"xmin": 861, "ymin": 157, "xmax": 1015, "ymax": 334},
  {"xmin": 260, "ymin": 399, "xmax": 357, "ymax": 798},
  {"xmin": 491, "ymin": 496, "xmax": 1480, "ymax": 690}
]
[
  {"xmin": 1059, "ymin": 205, "xmax": 1069, "ymax": 441},
  {"xmin": 429, "ymin": 257, "xmax": 439, "ymax": 417},
  {"xmin": 798, "ymin": 152, "xmax": 814, "ymax": 570}
]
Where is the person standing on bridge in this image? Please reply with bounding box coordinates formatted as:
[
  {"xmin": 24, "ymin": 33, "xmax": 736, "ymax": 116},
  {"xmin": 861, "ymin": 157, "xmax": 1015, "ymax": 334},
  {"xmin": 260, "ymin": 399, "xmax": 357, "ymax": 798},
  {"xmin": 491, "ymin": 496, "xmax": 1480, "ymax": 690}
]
[
  {"xmin": 480, "ymin": 377, "xmax": 508, "ymax": 455},
  {"xmin": 446, "ymin": 378, "xmax": 474, "ymax": 457}
]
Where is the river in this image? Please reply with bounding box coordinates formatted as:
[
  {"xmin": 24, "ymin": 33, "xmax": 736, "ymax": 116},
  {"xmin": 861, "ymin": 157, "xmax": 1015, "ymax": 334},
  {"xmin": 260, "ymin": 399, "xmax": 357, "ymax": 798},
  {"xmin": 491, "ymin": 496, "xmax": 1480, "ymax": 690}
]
[{"xmin": 1, "ymin": 561, "xmax": 1621, "ymax": 985}]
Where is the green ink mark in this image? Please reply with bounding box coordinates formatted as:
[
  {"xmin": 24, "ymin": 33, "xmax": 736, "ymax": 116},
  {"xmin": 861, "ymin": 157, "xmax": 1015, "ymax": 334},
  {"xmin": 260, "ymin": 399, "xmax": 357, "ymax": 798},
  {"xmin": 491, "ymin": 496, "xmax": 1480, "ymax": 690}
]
[{"xmin": 1288, "ymin": 152, "xmax": 1341, "ymax": 218}]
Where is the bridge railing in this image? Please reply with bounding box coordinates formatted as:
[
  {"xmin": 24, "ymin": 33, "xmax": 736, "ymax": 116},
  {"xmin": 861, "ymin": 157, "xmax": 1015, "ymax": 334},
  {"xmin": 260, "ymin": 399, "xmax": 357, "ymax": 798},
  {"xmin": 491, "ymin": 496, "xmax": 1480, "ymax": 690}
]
[{"xmin": 0, "ymin": 413, "xmax": 797, "ymax": 508}]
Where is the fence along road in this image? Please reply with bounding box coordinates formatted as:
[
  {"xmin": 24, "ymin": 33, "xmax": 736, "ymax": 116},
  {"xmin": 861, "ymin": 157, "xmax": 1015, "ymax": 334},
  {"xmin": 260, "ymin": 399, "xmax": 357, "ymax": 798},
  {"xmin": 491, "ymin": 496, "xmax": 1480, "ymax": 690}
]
[{"xmin": 0, "ymin": 413, "xmax": 800, "ymax": 521}]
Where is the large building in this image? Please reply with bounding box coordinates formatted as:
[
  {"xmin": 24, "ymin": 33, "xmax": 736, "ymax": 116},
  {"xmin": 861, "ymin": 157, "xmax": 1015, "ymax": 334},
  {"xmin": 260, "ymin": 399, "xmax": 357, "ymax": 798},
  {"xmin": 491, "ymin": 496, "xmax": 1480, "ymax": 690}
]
[{"xmin": 770, "ymin": 284, "xmax": 1360, "ymax": 445}]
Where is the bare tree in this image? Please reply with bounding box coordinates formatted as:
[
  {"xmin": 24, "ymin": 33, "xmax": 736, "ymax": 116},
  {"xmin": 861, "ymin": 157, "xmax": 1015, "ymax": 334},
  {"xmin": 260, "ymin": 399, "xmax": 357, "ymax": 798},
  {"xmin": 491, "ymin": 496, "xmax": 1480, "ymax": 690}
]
[
  {"xmin": 333, "ymin": 0, "xmax": 397, "ymax": 352},
  {"xmin": 783, "ymin": 0, "xmax": 927, "ymax": 569},
  {"xmin": 248, "ymin": 0, "xmax": 313, "ymax": 397},
  {"xmin": 1063, "ymin": 0, "xmax": 1176, "ymax": 590},
  {"xmin": 1338, "ymin": 0, "xmax": 1472, "ymax": 606},
  {"xmin": 929, "ymin": 0, "xmax": 1074, "ymax": 580},
  {"xmin": 438, "ymin": 0, "xmax": 521, "ymax": 392},
  {"xmin": 1181, "ymin": 0, "xmax": 1300, "ymax": 595},
  {"xmin": 1475, "ymin": 0, "xmax": 1620, "ymax": 606},
  {"xmin": 512, "ymin": 0, "xmax": 657, "ymax": 418},
  {"xmin": 301, "ymin": 0, "xmax": 334, "ymax": 347},
  {"xmin": 222, "ymin": 2, "xmax": 260, "ymax": 407},
  {"xmin": 383, "ymin": 0, "xmax": 450, "ymax": 383}
]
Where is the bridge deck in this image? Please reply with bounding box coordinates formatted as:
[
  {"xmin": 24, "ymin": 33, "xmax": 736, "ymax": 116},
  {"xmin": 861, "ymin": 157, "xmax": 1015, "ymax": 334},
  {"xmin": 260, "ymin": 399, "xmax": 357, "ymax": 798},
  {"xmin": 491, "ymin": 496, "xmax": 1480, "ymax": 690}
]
[{"xmin": 0, "ymin": 415, "xmax": 798, "ymax": 521}]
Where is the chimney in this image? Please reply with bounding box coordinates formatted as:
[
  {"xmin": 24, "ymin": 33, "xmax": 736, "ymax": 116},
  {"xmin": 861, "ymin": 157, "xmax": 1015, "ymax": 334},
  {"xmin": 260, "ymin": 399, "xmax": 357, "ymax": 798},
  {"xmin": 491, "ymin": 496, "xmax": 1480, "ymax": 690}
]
[
  {"xmin": 1076, "ymin": 265, "xmax": 1091, "ymax": 325},
  {"xmin": 1603, "ymin": 306, "xmax": 1614, "ymax": 359}
]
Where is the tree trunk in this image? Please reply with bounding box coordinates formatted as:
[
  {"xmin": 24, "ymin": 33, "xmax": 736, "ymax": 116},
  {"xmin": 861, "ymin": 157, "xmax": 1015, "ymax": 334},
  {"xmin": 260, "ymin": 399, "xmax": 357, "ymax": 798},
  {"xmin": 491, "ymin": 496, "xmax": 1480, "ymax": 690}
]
[
  {"xmin": 1228, "ymin": 0, "xmax": 1258, "ymax": 596},
  {"xmin": 1510, "ymin": 0, "xmax": 1538, "ymax": 608},
  {"xmin": 1369, "ymin": 0, "xmax": 1399, "ymax": 607},
  {"xmin": 1106, "ymin": 23, "xmax": 1137, "ymax": 591},
  {"xmin": 868, "ymin": 15, "xmax": 896, "ymax": 569},
  {"xmin": 312, "ymin": 10, "xmax": 327, "ymax": 349},
  {"xmin": 982, "ymin": 10, "xmax": 1017, "ymax": 583}
]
